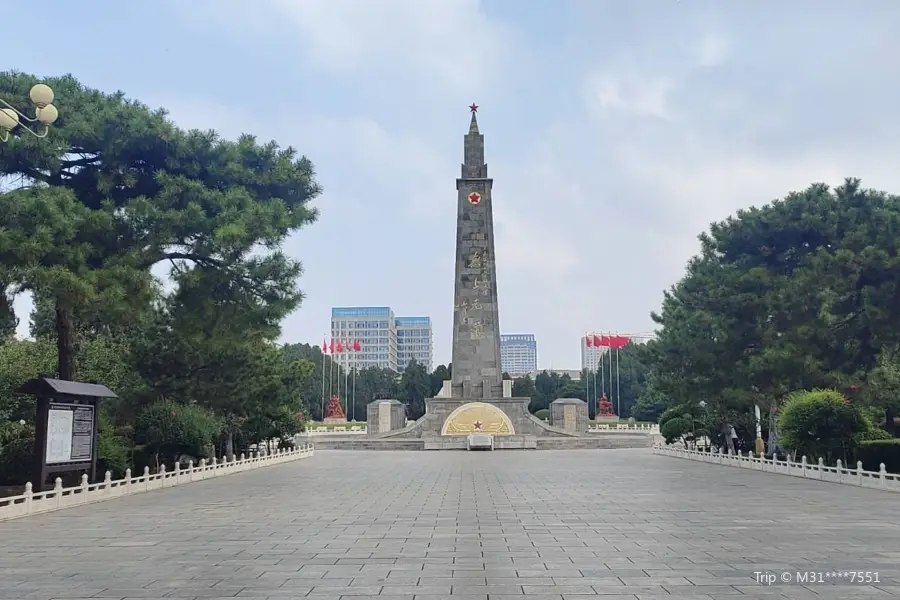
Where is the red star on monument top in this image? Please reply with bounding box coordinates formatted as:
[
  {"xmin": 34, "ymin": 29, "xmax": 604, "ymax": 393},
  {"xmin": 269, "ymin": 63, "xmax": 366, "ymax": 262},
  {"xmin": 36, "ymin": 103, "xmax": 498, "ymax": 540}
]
[
  {"xmin": 473, "ymin": 420, "xmax": 483, "ymax": 430},
  {"xmin": 468, "ymin": 192, "xmax": 481, "ymax": 205},
  {"xmin": 469, "ymin": 103, "xmax": 478, "ymax": 113}
]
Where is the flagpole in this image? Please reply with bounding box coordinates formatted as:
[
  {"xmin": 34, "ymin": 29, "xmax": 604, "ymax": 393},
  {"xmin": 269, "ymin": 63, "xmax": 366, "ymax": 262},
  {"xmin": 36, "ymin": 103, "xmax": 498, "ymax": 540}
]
[
  {"xmin": 584, "ymin": 334, "xmax": 590, "ymax": 411},
  {"xmin": 344, "ymin": 340, "xmax": 350, "ymax": 419},
  {"xmin": 328, "ymin": 340, "xmax": 334, "ymax": 417},
  {"xmin": 600, "ymin": 334, "xmax": 605, "ymax": 402},
  {"xmin": 615, "ymin": 332, "xmax": 621, "ymax": 419},
  {"xmin": 341, "ymin": 343, "xmax": 346, "ymax": 416},
  {"xmin": 352, "ymin": 367, "xmax": 357, "ymax": 422},
  {"xmin": 346, "ymin": 342, "xmax": 352, "ymax": 422},
  {"xmin": 609, "ymin": 332, "xmax": 614, "ymax": 419},
  {"xmin": 321, "ymin": 336, "xmax": 327, "ymax": 422}
]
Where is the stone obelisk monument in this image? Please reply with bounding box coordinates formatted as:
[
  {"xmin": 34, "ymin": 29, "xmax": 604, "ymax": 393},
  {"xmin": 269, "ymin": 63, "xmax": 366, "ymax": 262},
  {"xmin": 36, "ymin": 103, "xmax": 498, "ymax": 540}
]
[
  {"xmin": 450, "ymin": 104, "xmax": 505, "ymax": 399},
  {"xmin": 363, "ymin": 107, "xmax": 651, "ymax": 448}
]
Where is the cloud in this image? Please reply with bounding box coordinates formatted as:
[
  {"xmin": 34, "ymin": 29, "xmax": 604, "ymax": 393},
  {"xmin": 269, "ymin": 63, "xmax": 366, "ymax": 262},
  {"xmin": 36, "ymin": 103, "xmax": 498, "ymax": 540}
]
[
  {"xmin": 694, "ymin": 33, "xmax": 731, "ymax": 67},
  {"xmin": 168, "ymin": 0, "xmax": 522, "ymax": 94},
  {"xmin": 584, "ymin": 72, "xmax": 676, "ymax": 120}
]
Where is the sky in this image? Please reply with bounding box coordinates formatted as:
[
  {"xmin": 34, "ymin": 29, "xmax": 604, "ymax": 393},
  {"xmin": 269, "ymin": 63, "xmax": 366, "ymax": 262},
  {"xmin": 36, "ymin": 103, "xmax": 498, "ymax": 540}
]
[{"xmin": 5, "ymin": 0, "xmax": 900, "ymax": 368}]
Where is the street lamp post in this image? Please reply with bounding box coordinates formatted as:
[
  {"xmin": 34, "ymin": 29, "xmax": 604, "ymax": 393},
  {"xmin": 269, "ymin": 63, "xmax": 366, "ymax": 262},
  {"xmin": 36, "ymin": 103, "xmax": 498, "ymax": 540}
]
[{"xmin": 0, "ymin": 83, "xmax": 59, "ymax": 142}]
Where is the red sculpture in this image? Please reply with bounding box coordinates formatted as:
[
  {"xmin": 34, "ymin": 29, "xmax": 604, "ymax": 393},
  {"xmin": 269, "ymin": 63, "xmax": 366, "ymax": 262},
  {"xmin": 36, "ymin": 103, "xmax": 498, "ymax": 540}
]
[
  {"xmin": 324, "ymin": 395, "xmax": 345, "ymax": 420},
  {"xmin": 597, "ymin": 393, "xmax": 616, "ymax": 417}
]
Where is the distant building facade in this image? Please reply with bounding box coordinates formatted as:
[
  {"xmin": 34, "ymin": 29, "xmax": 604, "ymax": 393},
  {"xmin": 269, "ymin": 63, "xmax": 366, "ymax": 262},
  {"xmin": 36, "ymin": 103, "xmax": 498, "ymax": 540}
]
[
  {"xmin": 396, "ymin": 316, "xmax": 433, "ymax": 372},
  {"xmin": 500, "ymin": 334, "xmax": 538, "ymax": 376},
  {"xmin": 330, "ymin": 307, "xmax": 432, "ymax": 373}
]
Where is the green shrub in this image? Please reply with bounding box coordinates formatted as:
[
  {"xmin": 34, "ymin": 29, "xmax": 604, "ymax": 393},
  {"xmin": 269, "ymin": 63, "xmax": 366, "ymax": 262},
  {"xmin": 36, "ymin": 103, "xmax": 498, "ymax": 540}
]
[
  {"xmin": 134, "ymin": 401, "xmax": 222, "ymax": 468},
  {"xmin": 658, "ymin": 406, "xmax": 684, "ymax": 425},
  {"xmin": 534, "ymin": 409, "xmax": 550, "ymax": 420},
  {"xmin": 660, "ymin": 417, "xmax": 690, "ymax": 445},
  {"xmin": 97, "ymin": 425, "xmax": 131, "ymax": 479},
  {"xmin": 0, "ymin": 422, "xmax": 34, "ymax": 485},
  {"xmin": 856, "ymin": 439, "xmax": 900, "ymax": 473},
  {"xmin": 778, "ymin": 388, "xmax": 868, "ymax": 464},
  {"xmin": 854, "ymin": 428, "xmax": 894, "ymax": 443}
]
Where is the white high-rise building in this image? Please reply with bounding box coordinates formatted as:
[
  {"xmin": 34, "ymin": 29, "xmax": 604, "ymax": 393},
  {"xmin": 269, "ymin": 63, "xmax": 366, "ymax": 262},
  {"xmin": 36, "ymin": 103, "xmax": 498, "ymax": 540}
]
[{"xmin": 500, "ymin": 334, "xmax": 538, "ymax": 376}]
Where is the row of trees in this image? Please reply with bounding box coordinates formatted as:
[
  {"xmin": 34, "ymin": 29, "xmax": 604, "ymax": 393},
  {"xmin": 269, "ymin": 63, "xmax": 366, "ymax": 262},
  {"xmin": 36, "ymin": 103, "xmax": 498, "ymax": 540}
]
[
  {"xmin": 511, "ymin": 343, "xmax": 658, "ymax": 419},
  {"xmin": 0, "ymin": 71, "xmax": 324, "ymax": 485},
  {"xmin": 645, "ymin": 179, "xmax": 900, "ymax": 467},
  {"xmin": 298, "ymin": 342, "xmax": 660, "ymax": 424}
]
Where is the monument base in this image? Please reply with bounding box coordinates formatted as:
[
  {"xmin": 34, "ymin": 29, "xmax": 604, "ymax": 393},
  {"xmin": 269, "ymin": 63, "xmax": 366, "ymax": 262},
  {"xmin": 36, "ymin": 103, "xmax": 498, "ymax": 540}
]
[
  {"xmin": 315, "ymin": 396, "xmax": 655, "ymax": 450},
  {"xmin": 466, "ymin": 434, "xmax": 494, "ymax": 450},
  {"xmin": 365, "ymin": 399, "xmax": 406, "ymax": 435},
  {"xmin": 423, "ymin": 433, "xmax": 538, "ymax": 450},
  {"xmin": 310, "ymin": 431, "xmax": 653, "ymax": 451},
  {"xmin": 370, "ymin": 396, "xmax": 622, "ymax": 446},
  {"xmin": 550, "ymin": 398, "xmax": 589, "ymax": 432}
]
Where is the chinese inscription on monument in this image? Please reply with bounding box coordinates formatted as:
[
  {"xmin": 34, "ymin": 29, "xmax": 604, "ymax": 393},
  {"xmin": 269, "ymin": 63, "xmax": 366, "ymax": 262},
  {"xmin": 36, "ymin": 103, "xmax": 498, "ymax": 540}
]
[{"xmin": 457, "ymin": 247, "xmax": 491, "ymax": 340}]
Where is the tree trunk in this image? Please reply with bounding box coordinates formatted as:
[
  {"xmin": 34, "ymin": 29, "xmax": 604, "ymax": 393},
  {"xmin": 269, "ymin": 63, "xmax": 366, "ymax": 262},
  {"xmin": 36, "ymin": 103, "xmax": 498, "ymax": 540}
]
[
  {"xmin": 225, "ymin": 432, "xmax": 235, "ymax": 462},
  {"xmin": 55, "ymin": 301, "xmax": 77, "ymax": 381},
  {"xmin": 885, "ymin": 407, "xmax": 897, "ymax": 436}
]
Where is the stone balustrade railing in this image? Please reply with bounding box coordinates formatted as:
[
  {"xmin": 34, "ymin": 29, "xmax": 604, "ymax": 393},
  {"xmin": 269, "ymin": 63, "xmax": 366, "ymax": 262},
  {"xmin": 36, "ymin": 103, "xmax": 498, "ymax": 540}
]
[
  {"xmin": 0, "ymin": 444, "xmax": 315, "ymax": 522},
  {"xmin": 588, "ymin": 423, "xmax": 660, "ymax": 433},
  {"xmin": 308, "ymin": 425, "xmax": 367, "ymax": 435},
  {"xmin": 654, "ymin": 444, "xmax": 899, "ymax": 493}
]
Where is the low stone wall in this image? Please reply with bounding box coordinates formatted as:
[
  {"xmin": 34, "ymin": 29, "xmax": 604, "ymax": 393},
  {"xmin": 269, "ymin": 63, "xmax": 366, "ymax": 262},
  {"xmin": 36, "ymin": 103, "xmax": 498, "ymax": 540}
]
[
  {"xmin": 315, "ymin": 432, "xmax": 655, "ymax": 451},
  {"xmin": 312, "ymin": 438, "xmax": 426, "ymax": 450},
  {"xmin": 537, "ymin": 434, "xmax": 655, "ymax": 450}
]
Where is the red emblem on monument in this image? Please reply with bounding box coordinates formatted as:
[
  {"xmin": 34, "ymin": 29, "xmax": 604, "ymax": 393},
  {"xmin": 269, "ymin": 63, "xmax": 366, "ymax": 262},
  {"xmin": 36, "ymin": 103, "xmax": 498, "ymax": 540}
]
[
  {"xmin": 468, "ymin": 192, "xmax": 481, "ymax": 205},
  {"xmin": 473, "ymin": 420, "xmax": 483, "ymax": 430}
]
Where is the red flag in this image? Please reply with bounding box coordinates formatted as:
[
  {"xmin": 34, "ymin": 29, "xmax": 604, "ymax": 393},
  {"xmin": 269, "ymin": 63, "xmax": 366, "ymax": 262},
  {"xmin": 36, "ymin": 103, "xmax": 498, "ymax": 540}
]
[
  {"xmin": 608, "ymin": 335, "xmax": 629, "ymax": 349},
  {"xmin": 329, "ymin": 340, "xmax": 335, "ymax": 353},
  {"xmin": 599, "ymin": 335, "xmax": 610, "ymax": 346},
  {"xmin": 593, "ymin": 334, "xmax": 602, "ymax": 346},
  {"xmin": 336, "ymin": 341, "xmax": 343, "ymax": 353},
  {"xmin": 585, "ymin": 335, "xmax": 592, "ymax": 347},
  {"xmin": 353, "ymin": 339, "xmax": 361, "ymax": 352},
  {"xmin": 322, "ymin": 337, "xmax": 329, "ymax": 354}
]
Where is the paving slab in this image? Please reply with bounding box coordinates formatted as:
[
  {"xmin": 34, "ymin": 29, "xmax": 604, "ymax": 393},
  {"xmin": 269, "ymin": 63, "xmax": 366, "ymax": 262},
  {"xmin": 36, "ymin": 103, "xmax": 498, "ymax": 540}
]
[{"xmin": 0, "ymin": 448, "xmax": 898, "ymax": 599}]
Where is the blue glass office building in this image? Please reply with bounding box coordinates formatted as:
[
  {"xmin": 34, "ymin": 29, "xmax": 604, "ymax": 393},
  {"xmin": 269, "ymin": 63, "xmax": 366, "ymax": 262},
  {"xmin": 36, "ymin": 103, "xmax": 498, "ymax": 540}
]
[
  {"xmin": 330, "ymin": 307, "xmax": 433, "ymax": 373},
  {"xmin": 500, "ymin": 334, "xmax": 538, "ymax": 376}
]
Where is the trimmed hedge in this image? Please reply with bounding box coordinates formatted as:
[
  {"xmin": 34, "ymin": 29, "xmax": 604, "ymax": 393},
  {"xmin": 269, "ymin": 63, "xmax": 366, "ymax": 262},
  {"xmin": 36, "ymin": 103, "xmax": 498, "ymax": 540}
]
[
  {"xmin": 856, "ymin": 439, "xmax": 900, "ymax": 473},
  {"xmin": 533, "ymin": 409, "xmax": 549, "ymax": 420}
]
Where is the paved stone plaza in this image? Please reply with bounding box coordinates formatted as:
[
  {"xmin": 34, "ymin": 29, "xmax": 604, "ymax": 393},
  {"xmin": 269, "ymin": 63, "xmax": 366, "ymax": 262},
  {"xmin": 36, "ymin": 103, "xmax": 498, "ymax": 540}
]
[{"xmin": 1, "ymin": 449, "xmax": 898, "ymax": 599}]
